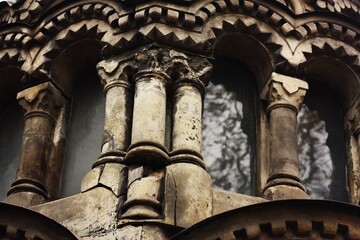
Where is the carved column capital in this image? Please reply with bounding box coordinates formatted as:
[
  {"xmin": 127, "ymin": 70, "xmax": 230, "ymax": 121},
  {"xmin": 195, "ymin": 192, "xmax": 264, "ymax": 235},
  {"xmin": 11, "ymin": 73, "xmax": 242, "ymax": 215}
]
[
  {"xmin": 17, "ymin": 82, "xmax": 65, "ymax": 123},
  {"xmin": 97, "ymin": 59, "xmax": 133, "ymax": 93},
  {"xmin": 171, "ymin": 53, "xmax": 212, "ymax": 95},
  {"xmin": 134, "ymin": 48, "xmax": 173, "ymax": 83},
  {"xmin": 261, "ymin": 73, "xmax": 308, "ymax": 114}
]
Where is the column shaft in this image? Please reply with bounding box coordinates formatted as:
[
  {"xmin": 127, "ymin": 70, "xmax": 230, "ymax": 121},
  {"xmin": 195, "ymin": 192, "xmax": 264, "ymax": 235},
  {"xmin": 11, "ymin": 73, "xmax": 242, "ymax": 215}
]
[
  {"xmin": 103, "ymin": 83, "xmax": 132, "ymax": 153},
  {"xmin": 170, "ymin": 53, "xmax": 212, "ymax": 168},
  {"xmin": 12, "ymin": 115, "xmax": 53, "ymax": 197},
  {"xmin": 172, "ymin": 84, "xmax": 202, "ymax": 153},
  {"xmin": 125, "ymin": 48, "xmax": 173, "ymax": 166},
  {"xmin": 132, "ymin": 73, "xmax": 167, "ymax": 145},
  {"xmin": 94, "ymin": 80, "xmax": 132, "ymax": 166},
  {"xmin": 268, "ymin": 107, "xmax": 299, "ymax": 180},
  {"xmin": 81, "ymin": 60, "xmax": 132, "ymax": 196}
]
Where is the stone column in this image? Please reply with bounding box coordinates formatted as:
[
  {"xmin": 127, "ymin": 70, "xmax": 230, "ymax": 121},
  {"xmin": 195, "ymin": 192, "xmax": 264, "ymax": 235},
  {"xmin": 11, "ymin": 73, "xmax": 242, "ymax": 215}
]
[
  {"xmin": 96, "ymin": 60, "xmax": 133, "ymax": 166},
  {"xmin": 261, "ymin": 73, "xmax": 309, "ymax": 200},
  {"xmin": 7, "ymin": 82, "xmax": 65, "ymax": 206},
  {"xmin": 122, "ymin": 48, "xmax": 175, "ymax": 220},
  {"xmin": 166, "ymin": 52, "xmax": 213, "ymax": 227},
  {"xmin": 170, "ymin": 52, "xmax": 212, "ymax": 168},
  {"xmin": 125, "ymin": 48, "xmax": 173, "ymax": 166},
  {"xmin": 81, "ymin": 58, "xmax": 133, "ymax": 197}
]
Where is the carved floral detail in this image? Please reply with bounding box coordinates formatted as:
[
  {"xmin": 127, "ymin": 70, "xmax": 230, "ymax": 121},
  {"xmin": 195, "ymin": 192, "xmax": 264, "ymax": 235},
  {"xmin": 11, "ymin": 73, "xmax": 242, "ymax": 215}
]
[{"xmin": 134, "ymin": 47, "xmax": 212, "ymax": 88}]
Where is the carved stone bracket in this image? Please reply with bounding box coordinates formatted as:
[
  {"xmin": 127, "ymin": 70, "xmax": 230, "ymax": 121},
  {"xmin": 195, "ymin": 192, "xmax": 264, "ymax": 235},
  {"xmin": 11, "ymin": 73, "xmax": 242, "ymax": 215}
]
[
  {"xmin": 7, "ymin": 81, "xmax": 66, "ymax": 206},
  {"xmin": 261, "ymin": 73, "xmax": 309, "ymax": 200}
]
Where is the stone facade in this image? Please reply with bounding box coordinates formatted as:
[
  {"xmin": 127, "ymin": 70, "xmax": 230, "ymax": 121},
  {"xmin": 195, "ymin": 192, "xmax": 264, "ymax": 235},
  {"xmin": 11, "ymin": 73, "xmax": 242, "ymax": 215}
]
[{"xmin": 0, "ymin": 0, "xmax": 360, "ymax": 239}]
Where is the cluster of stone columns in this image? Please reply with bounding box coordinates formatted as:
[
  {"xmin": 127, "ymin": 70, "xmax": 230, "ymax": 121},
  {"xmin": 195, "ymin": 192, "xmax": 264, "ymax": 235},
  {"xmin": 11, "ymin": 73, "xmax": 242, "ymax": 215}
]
[
  {"xmin": 80, "ymin": 47, "xmax": 212, "ymax": 228},
  {"xmin": 121, "ymin": 48, "xmax": 212, "ymax": 221},
  {"xmin": 4, "ymin": 46, "xmax": 314, "ymax": 218},
  {"xmin": 6, "ymin": 81, "xmax": 67, "ymax": 206},
  {"xmin": 261, "ymin": 73, "xmax": 309, "ymax": 200}
]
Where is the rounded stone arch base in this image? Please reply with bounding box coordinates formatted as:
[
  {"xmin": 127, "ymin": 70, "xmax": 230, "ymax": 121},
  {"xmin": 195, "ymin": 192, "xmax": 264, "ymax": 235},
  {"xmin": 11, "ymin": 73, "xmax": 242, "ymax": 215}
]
[
  {"xmin": 0, "ymin": 203, "xmax": 77, "ymax": 240},
  {"xmin": 171, "ymin": 200, "xmax": 360, "ymax": 240}
]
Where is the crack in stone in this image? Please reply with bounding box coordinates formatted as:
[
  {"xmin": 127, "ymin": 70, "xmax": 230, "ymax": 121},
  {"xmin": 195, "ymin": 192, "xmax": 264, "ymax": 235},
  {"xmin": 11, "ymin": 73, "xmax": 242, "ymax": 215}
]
[{"xmin": 171, "ymin": 170, "xmax": 178, "ymax": 226}]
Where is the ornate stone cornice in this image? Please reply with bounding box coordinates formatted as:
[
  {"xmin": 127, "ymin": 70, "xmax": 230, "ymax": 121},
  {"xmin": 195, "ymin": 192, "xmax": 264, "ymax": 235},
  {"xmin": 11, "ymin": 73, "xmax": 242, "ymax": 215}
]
[
  {"xmin": 312, "ymin": 0, "xmax": 360, "ymax": 20},
  {"xmin": 261, "ymin": 72, "xmax": 308, "ymax": 113},
  {"xmin": 0, "ymin": 0, "xmax": 359, "ymax": 91},
  {"xmin": 1, "ymin": 0, "xmax": 359, "ymax": 48},
  {"xmin": 0, "ymin": 49, "xmax": 25, "ymax": 68}
]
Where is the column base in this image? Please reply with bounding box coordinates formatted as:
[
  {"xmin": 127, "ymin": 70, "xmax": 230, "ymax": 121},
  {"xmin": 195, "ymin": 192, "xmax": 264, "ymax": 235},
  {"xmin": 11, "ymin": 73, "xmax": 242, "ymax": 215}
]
[
  {"xmin": 121, "ymin": 173, "xmax": 164, "ymax": 219},
  {"xmin": 93, "ymin": 150, "xmax": 126, "ymax": 168},
  {"xmin": 125, "ymin": 141, "xmax": 169, "ymax": 167},
  {"xmin": 169, "ymin": 149, "xmax": 205, "ymax": 169},
  {"xmin": 115, "ymin": 223, "xmax": 178, "ymax": 240},
  {"xmin": 4, "ymin": 192, "xmax": 46, "ymax": 207},
  {"xmin": 7, "ymin": 178, "xmax": 48, "ymax": 203},
  {"xmin": 262, "ymin": 178, "xmax": 309, "ymax": 200}
]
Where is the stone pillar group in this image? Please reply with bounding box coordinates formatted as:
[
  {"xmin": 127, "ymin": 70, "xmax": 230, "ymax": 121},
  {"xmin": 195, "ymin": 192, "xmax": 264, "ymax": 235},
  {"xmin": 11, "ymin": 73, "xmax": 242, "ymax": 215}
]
[{"xmin": 119, "ymin": 47, "xmax": 213, "ymax": 228}]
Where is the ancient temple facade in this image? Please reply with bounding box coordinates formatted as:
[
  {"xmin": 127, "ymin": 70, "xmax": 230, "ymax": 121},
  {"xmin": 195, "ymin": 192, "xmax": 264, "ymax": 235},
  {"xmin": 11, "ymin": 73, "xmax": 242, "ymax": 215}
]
[{"xmin": 0, "ymin": 0, "xmax": 360, "ymax": 239}]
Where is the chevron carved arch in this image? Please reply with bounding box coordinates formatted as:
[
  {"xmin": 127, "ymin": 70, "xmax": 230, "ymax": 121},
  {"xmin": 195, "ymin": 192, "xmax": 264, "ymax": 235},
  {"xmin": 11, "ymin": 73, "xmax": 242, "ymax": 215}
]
[
  {"xmin": 20, "ymin": 1, "xmax": 129, "ymax": 93},
  {"xmin": 202, "ymin": 14, "xmax": 292, "ymax": 89},
  {"xmin": 296, "ymin": 38, "xmax": 360, "ymax": 111},
  {"xmin": 0, "ymin": 48, "xmax": 29, "ymax": 109},
  {"xmin": 25, "ymin": 20, "xmax": 120, "ymax": 96},
  {"xmin": 0, "ymin": 31, "xmax": 31, "ymax": 103},
  {"xmin": 0, "ymin": 28, "xmax": 33, "ymax": 70}
]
